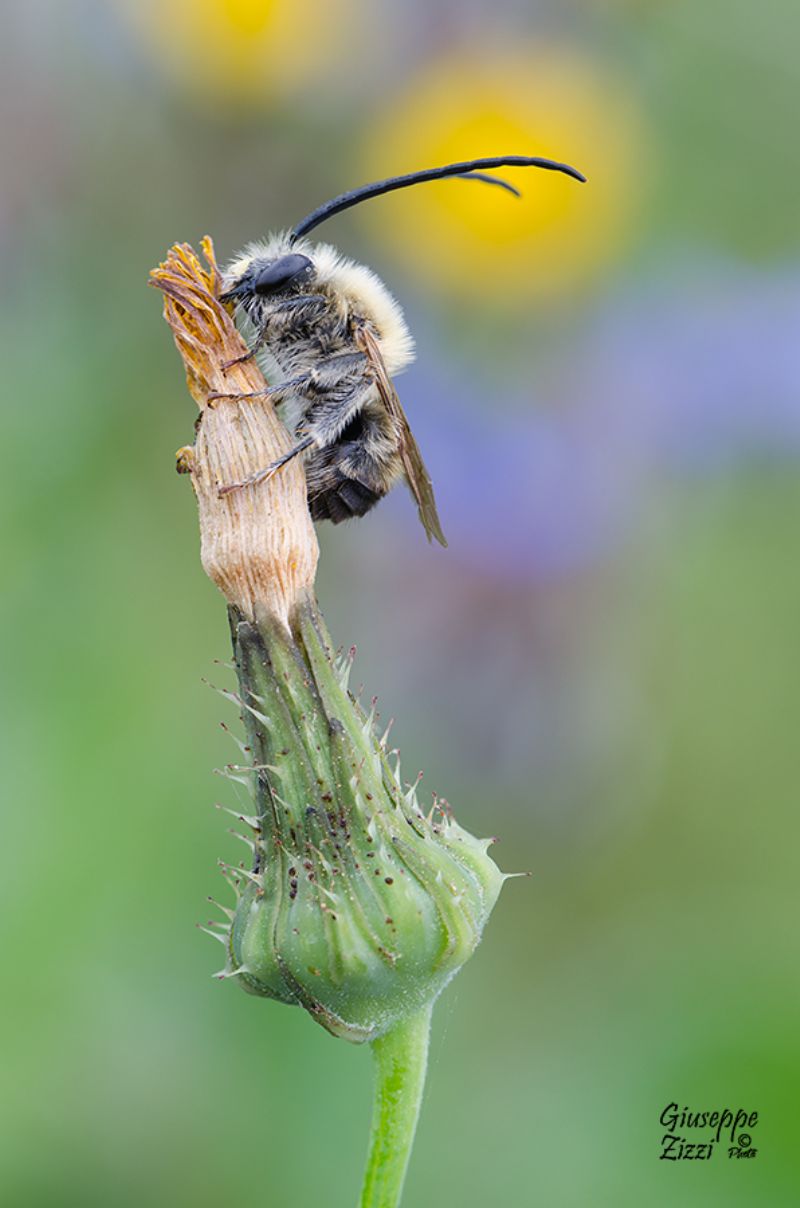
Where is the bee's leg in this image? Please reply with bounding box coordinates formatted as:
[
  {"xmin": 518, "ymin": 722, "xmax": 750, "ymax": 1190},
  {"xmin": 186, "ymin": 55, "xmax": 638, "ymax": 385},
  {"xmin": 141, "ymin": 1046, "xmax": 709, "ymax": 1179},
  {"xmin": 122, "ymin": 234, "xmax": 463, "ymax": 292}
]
[
  {"xmin": 217, "ymin": 358, "xmax": 372, "ymax": 495},
  {"xmin": 208, "ymin": 374, "xmax": 311, "ymax": 403},
  {"xmin": 221, "ymin": 330, "xmax": 269, "ymax": 371},
  {"xmin": 217, "ymin": 436, "xmax": 315, "ymax": 497},
  {"xmin": 212, "ymin": 353, "xmax": 368, "ymax": 407}
]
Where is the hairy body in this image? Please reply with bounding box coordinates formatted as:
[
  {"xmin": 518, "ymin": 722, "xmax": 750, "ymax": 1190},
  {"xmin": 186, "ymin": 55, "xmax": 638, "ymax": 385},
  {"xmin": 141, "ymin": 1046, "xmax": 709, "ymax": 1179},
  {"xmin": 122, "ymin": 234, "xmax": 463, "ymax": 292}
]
[{"xmin": 221, "ymin": 234, "xmax": 423, "ymax": 527}]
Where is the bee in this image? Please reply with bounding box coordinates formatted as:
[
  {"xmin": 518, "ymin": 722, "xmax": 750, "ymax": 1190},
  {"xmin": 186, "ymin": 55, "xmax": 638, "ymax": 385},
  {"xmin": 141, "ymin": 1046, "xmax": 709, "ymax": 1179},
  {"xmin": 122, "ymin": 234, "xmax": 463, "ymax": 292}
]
[{"xmin": 215, "ymin": 155, "xmax": 585, "ymax": 545}]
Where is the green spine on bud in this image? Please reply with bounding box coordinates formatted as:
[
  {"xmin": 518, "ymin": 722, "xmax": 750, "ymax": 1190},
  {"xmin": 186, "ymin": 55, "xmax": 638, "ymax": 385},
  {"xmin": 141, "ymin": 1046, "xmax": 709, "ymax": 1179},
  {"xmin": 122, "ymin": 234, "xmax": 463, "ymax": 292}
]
[{"xmin": 216, "ymin": 595, "xmax": 505, "ymax": 1043}]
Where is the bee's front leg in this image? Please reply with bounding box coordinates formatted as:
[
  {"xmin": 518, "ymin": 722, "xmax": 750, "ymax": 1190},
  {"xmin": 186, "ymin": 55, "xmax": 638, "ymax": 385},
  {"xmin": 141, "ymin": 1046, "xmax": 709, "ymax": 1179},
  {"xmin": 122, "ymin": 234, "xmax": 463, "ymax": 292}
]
[{"xmin": 220, "ymin": 328, "xmax": 269, "ymax": 371}]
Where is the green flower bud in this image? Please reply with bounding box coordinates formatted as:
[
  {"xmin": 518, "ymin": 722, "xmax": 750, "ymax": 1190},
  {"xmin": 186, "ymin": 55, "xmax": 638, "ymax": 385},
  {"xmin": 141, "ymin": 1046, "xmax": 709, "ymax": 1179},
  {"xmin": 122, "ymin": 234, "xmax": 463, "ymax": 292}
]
[{"xmin": 217, "ymin": 598, "xmax": 505, "ymax": 1043}]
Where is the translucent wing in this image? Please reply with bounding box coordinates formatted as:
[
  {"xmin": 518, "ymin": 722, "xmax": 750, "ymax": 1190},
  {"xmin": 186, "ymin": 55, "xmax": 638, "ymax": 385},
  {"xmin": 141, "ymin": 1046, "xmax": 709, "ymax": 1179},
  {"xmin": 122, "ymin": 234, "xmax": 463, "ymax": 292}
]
[{"xmin": 356, "ymin": 325, "xmax": 447, "ymax": 547}]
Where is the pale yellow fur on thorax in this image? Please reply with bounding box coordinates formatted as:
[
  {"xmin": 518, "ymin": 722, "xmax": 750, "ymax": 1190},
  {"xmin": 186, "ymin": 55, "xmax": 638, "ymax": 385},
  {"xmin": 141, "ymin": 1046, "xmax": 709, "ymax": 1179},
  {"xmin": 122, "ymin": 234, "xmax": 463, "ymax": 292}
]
[{"xmin": 224, "ymin": 234, "xmax": 415, "ymax": 376}]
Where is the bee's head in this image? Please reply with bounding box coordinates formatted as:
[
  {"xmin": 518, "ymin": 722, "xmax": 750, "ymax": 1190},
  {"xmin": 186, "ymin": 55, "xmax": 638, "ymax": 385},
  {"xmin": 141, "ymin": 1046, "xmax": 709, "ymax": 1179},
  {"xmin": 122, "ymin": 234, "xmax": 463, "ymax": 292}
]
[{"xmin": 221, "ymin": 251, "xmax": 314, "ymax": 303}]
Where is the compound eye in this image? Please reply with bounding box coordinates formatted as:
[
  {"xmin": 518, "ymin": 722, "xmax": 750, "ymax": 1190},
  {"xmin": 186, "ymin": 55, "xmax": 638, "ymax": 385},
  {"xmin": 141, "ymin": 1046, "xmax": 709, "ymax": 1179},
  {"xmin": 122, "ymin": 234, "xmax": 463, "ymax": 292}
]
[{"xmin": 253, "ymin": 253, "xmax": 313, "ymax": 294}]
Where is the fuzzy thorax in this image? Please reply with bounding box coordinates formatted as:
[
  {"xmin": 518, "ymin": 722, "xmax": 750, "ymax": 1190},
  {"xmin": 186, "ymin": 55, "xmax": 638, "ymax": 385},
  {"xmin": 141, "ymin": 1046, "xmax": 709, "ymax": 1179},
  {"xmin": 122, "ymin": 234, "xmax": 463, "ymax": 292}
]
[
  {"xmin": 220, "ymin": 599, "xmax": 506, "ymax": 1043},
  {"xmin": 150, "ymin": 239, "xmax": 319, "ymax": 627},
  {"xmin": 224, "ymin": 233, "xmax": 416, "ymax": 375}
]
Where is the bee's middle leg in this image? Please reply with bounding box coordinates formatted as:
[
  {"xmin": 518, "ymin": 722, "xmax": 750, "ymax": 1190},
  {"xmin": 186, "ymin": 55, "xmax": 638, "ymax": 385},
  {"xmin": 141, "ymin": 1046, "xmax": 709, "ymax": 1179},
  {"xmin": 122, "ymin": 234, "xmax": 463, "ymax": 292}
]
[
  {"xmin": 208, "ymin": 374, "xmax": 310, "ymax": 404},
  {"xmin": 216, "ymin": 358, "xmax": 369, "ymax": 496}
]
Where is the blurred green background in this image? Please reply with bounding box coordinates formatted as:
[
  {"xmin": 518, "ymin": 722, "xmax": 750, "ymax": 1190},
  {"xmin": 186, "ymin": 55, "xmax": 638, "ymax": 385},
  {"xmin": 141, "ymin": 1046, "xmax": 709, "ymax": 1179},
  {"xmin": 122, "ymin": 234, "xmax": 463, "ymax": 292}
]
[{"xmin": 2, "ymin": 2, "xmax": 798, "ymax": 1204}]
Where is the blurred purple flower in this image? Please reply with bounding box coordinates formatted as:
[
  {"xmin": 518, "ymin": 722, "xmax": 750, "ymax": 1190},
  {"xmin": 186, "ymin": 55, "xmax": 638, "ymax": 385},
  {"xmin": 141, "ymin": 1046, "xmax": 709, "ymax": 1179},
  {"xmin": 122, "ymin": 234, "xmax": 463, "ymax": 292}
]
[{"xmin": 395, "ymin": 258, "xmax": 800, "ymax": 580}]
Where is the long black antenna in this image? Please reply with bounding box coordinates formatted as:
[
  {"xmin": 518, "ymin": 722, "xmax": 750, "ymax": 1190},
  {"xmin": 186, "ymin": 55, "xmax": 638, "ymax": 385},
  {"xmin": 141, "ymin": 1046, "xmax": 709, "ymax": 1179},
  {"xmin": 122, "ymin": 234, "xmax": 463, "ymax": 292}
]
[
  {"xmin": 290, "ymin": 155, "xmax": 586, "ymax": 243},
  {"xmin": 459, "ymin": 172, "xmax": 521, "ymax": 197}
]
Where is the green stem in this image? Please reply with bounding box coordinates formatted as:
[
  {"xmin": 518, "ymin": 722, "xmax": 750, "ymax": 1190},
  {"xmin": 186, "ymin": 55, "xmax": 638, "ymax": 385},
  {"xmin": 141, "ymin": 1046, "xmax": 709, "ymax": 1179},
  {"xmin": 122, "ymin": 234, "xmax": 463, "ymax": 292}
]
[{"xmin": 359, "ymin": 1005, "xmax": 433, "ymax": 1208}]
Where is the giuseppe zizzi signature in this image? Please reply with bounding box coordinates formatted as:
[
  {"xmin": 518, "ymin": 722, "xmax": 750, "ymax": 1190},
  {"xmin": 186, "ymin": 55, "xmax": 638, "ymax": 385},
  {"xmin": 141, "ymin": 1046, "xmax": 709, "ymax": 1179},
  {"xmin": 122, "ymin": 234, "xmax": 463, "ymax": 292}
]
[{"xmin": 659, "ymin": 1103, "xmax": 759, "ymax": 1160}]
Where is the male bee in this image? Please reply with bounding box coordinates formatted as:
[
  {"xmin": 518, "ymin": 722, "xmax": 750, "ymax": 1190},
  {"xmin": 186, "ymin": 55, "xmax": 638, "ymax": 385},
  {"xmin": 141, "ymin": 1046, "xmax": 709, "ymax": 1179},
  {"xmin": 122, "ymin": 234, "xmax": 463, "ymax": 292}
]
[{"xmin": 216, "ymin": 155, "xmax": 586, "ymax": 545}]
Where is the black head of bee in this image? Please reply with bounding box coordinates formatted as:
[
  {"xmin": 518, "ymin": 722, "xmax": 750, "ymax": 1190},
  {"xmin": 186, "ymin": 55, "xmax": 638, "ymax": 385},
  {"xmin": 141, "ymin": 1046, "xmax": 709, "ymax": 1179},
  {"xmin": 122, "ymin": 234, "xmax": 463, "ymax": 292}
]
[
  {"xmin": 253, "ymin": 253, "xmax": 313, "ymax": 294},
  {"xmin": 222, "ymin": 252, "xmax": 313, "ymax": 302}
]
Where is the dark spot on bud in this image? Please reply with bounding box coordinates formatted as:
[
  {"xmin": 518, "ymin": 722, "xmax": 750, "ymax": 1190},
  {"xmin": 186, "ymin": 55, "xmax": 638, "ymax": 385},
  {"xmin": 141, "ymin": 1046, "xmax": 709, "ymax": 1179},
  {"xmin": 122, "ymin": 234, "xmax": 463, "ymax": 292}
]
[
  {"xmin": 289, "ymin": 867, "xmax": 297, "ymax": 877},
  {"xmin": 385, "ymin": 917, "xmax": 393, "ymax": 925},
  {"xmin": 384, "ymin": 877, "xmax": 394, "ymax": 885}
]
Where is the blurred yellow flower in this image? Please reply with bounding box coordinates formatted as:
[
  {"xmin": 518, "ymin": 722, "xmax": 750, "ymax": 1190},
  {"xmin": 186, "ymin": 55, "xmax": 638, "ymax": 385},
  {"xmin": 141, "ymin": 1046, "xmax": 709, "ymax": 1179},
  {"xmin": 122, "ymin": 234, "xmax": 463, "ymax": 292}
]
[
  {"xmin": 118, "ymin": 0, "xmax": 352, "ymax": 104},
  {"xmin": 358, "ymin": 46, "xmax": 647, "ymax": 303}
]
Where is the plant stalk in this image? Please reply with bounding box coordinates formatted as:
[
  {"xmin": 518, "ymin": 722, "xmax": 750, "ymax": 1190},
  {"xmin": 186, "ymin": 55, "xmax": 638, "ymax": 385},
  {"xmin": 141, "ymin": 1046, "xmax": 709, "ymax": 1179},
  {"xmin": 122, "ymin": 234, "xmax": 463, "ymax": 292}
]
[{"xmin": 359, "ymin": 1006, "xmax": 433, "ymax": 1208}]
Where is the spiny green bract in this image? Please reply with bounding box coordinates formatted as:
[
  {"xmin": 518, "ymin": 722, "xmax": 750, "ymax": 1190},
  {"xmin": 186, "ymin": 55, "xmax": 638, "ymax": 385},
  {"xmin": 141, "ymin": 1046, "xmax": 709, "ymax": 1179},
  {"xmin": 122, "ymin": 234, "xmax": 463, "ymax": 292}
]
[{"xmin": 206, "ymin": 597, "xmax": 506, "ymax": 1044}]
